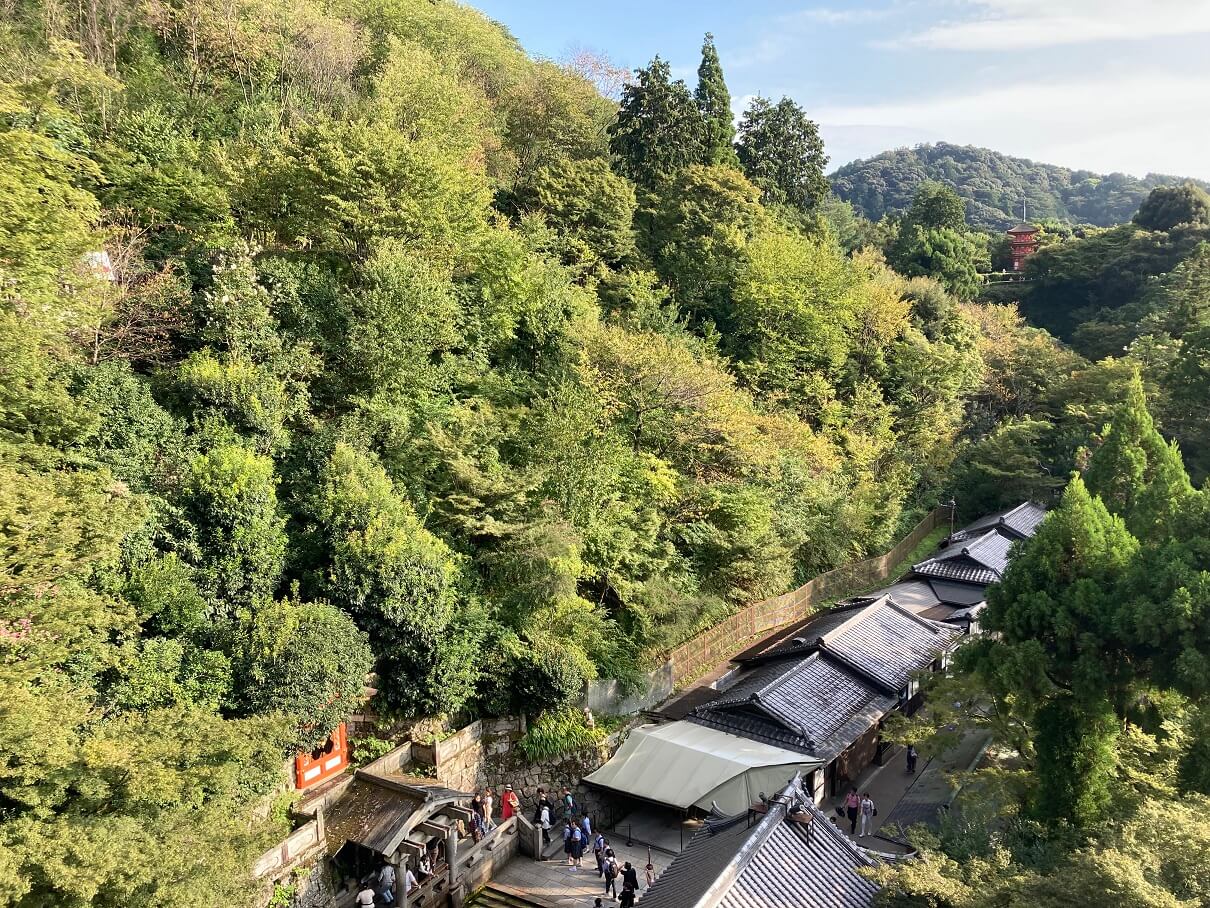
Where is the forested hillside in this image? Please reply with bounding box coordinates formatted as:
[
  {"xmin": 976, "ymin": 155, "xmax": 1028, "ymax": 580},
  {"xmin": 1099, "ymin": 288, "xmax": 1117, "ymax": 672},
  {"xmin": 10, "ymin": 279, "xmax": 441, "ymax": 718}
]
[
  {"xmin": 0, "ymin": 3, "xmax": 1011, "ymax": 903},
  {"xmin": 11, "ymin": 0, "xmax": 1210, "ymax": 902},
  {"xmin": 830, "ymin": 142, "xmax": 1205, "ymax": 230}
]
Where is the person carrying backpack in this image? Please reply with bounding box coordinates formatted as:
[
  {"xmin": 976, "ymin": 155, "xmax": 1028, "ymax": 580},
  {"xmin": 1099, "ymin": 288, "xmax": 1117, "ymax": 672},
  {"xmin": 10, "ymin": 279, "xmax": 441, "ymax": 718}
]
[
  {"xmin": 562, "ymin": 787, "xmax": 577, "ymax": 819},
  {"xmin": 603, "ymin": 855, "xmax": 619, "ymax": 899}
]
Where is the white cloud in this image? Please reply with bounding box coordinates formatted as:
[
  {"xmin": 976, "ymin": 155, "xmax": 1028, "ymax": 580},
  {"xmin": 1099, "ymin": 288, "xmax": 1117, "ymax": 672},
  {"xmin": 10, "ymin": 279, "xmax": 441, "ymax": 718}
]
[
  {"xmin": 887, "ymin": 0, "xmax": 1210, "ymax": 50},
  {"xmin": 792, "ymin": 6, "xmax": 895, "ymax": 26},
  {"xmin": 815, "ymin": 70, "xmax": 1210, "ymax": 178},
  {"xmin": 730, "ymin": 4, "xmax": 898, "ymax": 69}
]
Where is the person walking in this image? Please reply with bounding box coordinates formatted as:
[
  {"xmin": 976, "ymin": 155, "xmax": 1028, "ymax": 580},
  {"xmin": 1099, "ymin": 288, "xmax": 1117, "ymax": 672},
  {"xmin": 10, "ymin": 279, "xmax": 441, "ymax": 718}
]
[
  {"xmin": 355, "ymin": 883, "xmax": 376, "ymax": 907},
  {"xmin": 619, "ymin": 885, "xmax": 635, "ymax": 908},
  {"xmin": 603, "ymin": 854, "xmax": 619, "ymax": 899},
  {"xmin": 906, "ymin": 744, "xmax": 918, "ymax": 774},
  {"xmin": 469, "ymin": 810, "xmax": 485, "ymax": 843},
  {"xmin": 377, "ymin": 862, "xmax": 397, "ymax": 903},
  {"xmin": 470, "ymin": 790, "xmax": 484, "ymax": 821},
  {"xmin": 483, "ymin": 788, "xmax": 496, "ymax": 829},
  {"xmin": 645, "ymin": 862, "xmax": 655, "ymax": 889},
  {"xmin": 859, "ymin": 792, "xmax": 876, "ymax": 837},
  {"xmin": 501, "ymin": 785, "xmax": 519, "ymax": 821},
  {"xmin": 621, "ymin": 861, "xmax": 638, "ymax": 892},
  {"xmin": 844, "ymin": 787, "xmax": 860, "ymax": 836},
  {"xmin": 539, "ymin": 801, "xmax": 551, "ymax": 846}
]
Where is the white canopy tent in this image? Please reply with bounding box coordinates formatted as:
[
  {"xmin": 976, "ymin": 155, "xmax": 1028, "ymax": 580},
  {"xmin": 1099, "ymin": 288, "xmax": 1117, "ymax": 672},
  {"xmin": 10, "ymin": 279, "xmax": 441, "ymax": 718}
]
[{"xmin": 584, "ymin": 721, "xmax": 820, "ymax": 816}]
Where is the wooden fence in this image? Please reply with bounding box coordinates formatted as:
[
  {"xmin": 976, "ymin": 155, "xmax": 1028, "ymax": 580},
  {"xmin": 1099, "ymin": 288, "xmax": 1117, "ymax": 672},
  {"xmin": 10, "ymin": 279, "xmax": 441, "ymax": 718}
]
[{"xmin": 588, "ymin": 505, "xmax": 950, "ymax": 712}]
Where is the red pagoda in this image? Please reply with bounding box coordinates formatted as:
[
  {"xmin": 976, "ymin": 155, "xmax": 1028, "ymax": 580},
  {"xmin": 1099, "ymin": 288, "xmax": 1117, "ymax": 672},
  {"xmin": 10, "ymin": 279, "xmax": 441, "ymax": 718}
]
[{"xmin": 1007, "ymin": 223, "xmax": 1040, "ymax": 271}]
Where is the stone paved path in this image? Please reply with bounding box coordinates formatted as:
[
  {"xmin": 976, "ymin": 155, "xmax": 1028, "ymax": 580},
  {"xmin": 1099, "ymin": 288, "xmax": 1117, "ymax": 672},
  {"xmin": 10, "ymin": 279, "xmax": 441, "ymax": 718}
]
[
  {"xmin": 821, "ymin": 729, "xmax": 990, "ymax": 853},
  {"xmin": 492, "ymin": 841, "xmax": 670, "ymax": 907}
]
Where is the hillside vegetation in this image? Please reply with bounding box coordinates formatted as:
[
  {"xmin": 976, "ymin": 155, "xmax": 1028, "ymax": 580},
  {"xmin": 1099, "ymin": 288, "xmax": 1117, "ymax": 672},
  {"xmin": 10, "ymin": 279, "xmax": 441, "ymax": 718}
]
[
  {"xmin": 9, "ymin": 0, "xmax": 1210, "ymax": 902},
  {"xmin": 830, "ymin": 142, "xmax": 1205, "ymax": 230},
  {"xmin": 0, "ymin": 3, "xmax": 1015, "ymax": 903}
]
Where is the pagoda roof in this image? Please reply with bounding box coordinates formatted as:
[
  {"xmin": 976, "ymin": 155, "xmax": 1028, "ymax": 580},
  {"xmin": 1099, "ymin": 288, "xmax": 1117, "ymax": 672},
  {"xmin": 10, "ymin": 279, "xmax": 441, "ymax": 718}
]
[{"xmin": 1006, "ymin": 223, "xmax": 1039, "ymax": 235}]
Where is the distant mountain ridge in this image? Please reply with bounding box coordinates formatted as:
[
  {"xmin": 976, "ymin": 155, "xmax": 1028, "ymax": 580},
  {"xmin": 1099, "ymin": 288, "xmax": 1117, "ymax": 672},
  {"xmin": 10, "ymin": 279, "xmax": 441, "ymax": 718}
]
[{"xmin": 829, "ymin": 142, "xmax": 1207, "ymax": 231}]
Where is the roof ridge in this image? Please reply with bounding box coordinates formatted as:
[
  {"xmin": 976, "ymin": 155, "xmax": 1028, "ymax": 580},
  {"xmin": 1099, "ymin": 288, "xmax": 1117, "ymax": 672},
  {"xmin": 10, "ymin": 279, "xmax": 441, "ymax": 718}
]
[
  {"xmin": 818, "ymin": 594, "xmax": 893, "ymax": 645},
  {"xmin": 689, "ymin": 786, "xmax": 790, "ymax": 908},
  {"xmin": 879, "ymin": 596, "xmax": 953, "ymax": 635}
]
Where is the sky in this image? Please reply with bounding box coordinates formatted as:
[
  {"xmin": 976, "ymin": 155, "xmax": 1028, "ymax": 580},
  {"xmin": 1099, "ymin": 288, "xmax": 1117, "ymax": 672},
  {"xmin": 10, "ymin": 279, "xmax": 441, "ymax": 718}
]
[{"xmin": 467, "ymin": 0, "xmax": 1210, "ymax": 179}]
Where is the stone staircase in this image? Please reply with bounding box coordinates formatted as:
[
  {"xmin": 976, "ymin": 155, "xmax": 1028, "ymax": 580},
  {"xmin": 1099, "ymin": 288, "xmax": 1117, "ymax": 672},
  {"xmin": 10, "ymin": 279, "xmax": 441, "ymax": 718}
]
[{"xmin": 466, "ymin": 882, "xmax": 556, "ymax": 908}]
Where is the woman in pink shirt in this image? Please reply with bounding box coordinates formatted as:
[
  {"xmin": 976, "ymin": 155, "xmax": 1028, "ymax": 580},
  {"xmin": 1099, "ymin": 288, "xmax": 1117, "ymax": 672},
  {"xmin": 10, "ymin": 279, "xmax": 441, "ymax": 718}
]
[{"xmin": 844, "ymin": 787, "xmax": 860, "ymax": 835}]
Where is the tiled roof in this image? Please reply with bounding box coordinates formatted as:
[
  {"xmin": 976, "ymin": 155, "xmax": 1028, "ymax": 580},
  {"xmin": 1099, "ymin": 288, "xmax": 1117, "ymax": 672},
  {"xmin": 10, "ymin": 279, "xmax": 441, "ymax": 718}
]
[
  {"xmin": 1000, "ymin": 501, "xmax": 1047, "ymax": 538},
  {"xmin": 911, "ymin": 554, "xmax": 999, "ymax": 586},
  {"xmin": 821, "ymin": 597, "xmax": 959, "ymax": 691},
  {"xmin": 636, "ymin": 812, "xmax": 756, "ymax": 908},
  {"xmin": 692, "ymin": 653, "xmax": 895, "ymax": 759},
  {"xmin": 963, "ymin": 530, "xmax": 1014, "ymax": 574},
  {"xmin": 881, "ymin": 580, "xmax": 942, "ymax": 611},
  {"xmin": 949, "ymin": 501, "xmax": 1046, "ymax": 544},
  {"xmin": 693, "ymin": 598, "xmax": 956, "ymax": 760},
  {"xmin": 719, "ymin": 813, "xmax": 880, "ymax": 908},
  {"xmin": 928, "ymin": 579, "xmax": 989, "ymax": 606},
  {"xmin": 639, "ymin": 777, "xmax": 879, "ymax": 908}
]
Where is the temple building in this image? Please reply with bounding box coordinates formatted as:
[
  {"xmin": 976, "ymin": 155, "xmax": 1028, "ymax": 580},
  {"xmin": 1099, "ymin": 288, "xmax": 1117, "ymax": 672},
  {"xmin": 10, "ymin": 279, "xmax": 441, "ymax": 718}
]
[{"xmin": 1006, "ymin": 222, "xmax": 1040, "ymax": 271}]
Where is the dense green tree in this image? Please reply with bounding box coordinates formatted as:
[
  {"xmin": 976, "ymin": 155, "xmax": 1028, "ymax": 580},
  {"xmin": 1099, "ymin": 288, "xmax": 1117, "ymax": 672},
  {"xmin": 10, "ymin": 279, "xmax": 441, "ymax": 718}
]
[
  {"xmin": 735, "ymin": 96, "xmax": 828, "ymax": 213},
  {"xmin": 180, "ymin": 444, "xmax": 287, "ymax": 612},
  {"xmin": 1133, "ymin": 182, "xmax": 1210, "ymax": 232},
  {"xmin": 694, "ymin": 34, "xmax": 738, "ymax": 167},
  {"xmin": 231, "ymin": 598, "xmax": 374, "ymax": 749},
  {"xmin": 984, "ymin": 478, "xmax": 1139, "ymax": 710},
  {"xmin": 649, "ymin": 164, "xmax": 764, "ymax": 327},
  {"xmin": 512, "ymin": 157, "xmax": 638, "ymax": 269},
  {"xmin": 904, "ymin": 181, "xmax": 968, "ymax": 231},
  {"xmin": 308, "ymin": 444, "xmax": 485, "ymax": 716},
  {"xmin": 608, "ymin": 57, "xmax": 705, "ymax": 188},
  {"xmin": 1082, "ymin": 374, "xmax": 1192, "ymax": 537},
  {"xmin": 888, "ymin": 224, "xmax": 986, "ymax": 299}
]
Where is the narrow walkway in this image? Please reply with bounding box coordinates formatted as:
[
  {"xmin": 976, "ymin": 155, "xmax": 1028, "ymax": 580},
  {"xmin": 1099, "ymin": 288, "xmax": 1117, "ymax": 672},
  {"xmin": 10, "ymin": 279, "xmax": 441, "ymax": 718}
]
[
  {"xmin": 821, "ymin": 730, "xmax": 990, "ymax": 853},
  {"xmin": 491, "ymin": 841, "xmax": 670, "ymax": 907}
]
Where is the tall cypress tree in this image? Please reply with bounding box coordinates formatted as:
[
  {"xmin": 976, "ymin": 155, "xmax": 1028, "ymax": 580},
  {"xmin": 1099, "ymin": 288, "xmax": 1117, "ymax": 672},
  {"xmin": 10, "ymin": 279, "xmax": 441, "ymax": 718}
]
[
  {"xmin": 695, "ymin": 33, "xmax": 738, "ymax": 167},
  {"xmin": 608, "ymin": 57, "xmax": 706, "ymax": 188},
  {"xmin": 1083, "ymin": 372, "xmax": 1193, "ymax": 537},
  {"xmin": 735, "ymin": 95, "xmax": 829, "ymax": 213}
]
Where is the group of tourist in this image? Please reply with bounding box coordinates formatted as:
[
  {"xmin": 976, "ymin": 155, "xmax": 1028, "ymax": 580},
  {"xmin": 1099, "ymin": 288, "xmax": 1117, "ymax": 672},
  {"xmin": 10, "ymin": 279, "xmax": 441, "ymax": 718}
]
[
  {"xmin": 355, "ymin": 861, "xmax": 415, "ymax": 907},
  {"xmin": 841, "ymin": 787, "xmax": 878, "ymax": 837}
]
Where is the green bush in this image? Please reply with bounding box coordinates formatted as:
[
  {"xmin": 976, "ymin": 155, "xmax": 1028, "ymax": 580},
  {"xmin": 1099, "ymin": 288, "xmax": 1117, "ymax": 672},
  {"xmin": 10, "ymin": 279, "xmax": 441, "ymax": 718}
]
[{"xmin": 517, "ymin": 709, "xmax": 605, "ymax": 763}]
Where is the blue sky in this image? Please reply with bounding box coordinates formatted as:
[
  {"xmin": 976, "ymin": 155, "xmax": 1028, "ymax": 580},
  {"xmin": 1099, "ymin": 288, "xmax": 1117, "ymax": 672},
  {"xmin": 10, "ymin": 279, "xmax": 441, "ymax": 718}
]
[{"xmin": 468, "ymin": 0, "xmax": 1210, "ymax": 179}]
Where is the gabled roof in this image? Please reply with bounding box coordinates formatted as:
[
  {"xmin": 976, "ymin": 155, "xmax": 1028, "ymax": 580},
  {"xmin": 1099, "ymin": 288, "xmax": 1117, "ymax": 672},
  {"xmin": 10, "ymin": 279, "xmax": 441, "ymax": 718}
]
[
  {"xmin": 639, "ymin": 776, "xmax": 880, "ymax": 908},
  {"xmin": 911, "ymin": 556, "xmax": 999, "ymax": 585},
  {"xmin": 692, "ymin": 652, "xmax": 895, "ymax": 760},
  {"xmin": 949, "ymin": 501, "xmax": 1046, "ymax": 544},
  {"xmin": 822, "ymin": 596, "xmax": 960, "ymax": 691},
  {"xmin": 912, "ymin": 529, "xmax": 1011, "ymax": 585},
  {"xmin": 694, "ymin": 598, "xmax": 958, "ymax": 760}
]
